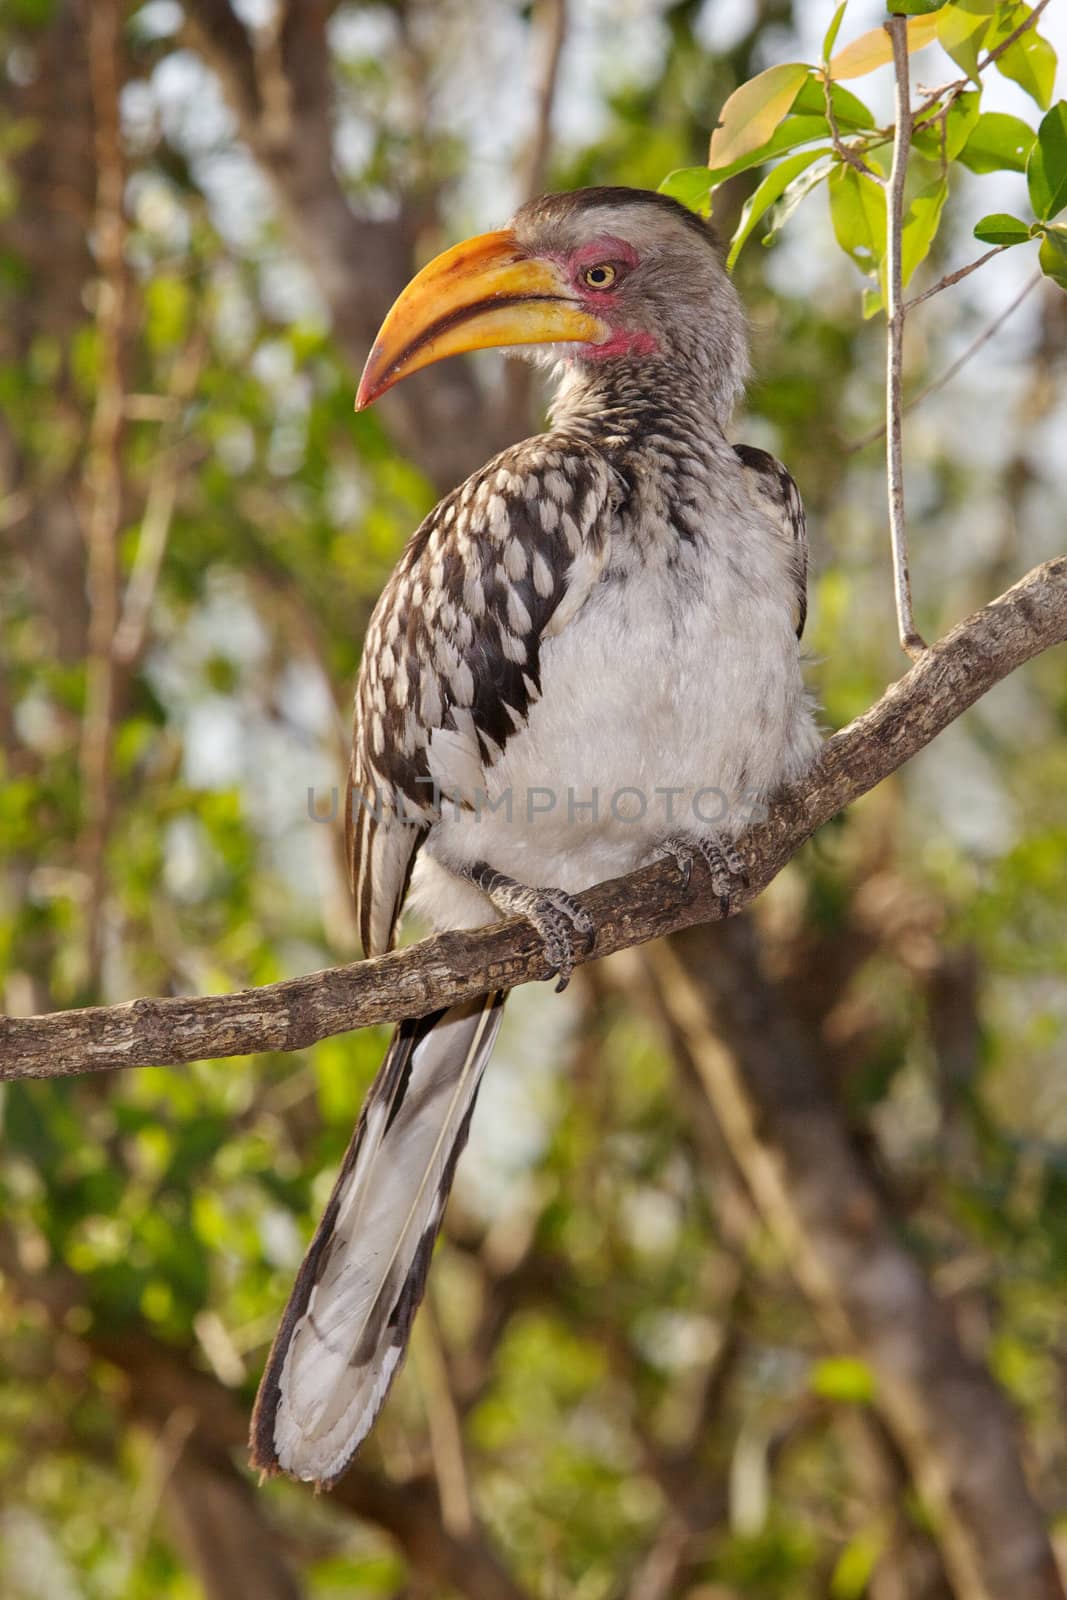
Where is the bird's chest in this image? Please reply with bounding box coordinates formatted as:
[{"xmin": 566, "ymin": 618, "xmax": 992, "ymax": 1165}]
[
  {"xmin": 521, "ymin": 524, "xmax": 776, "ymax": 789},
  {"xmin": 461, "ymin": 501, "xmax": 803, "ymax": 885}
]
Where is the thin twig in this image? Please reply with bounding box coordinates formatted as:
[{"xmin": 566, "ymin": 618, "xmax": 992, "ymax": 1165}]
[
  {"xmin": 3, "ymin": 555, "xmax": 1064, "ymax": 1081},
  {"xmin": 846, "ymin": 271, "xmax": 1042, "ymax": 453},
  {"xmin": 521, "ymin": 0, "xmax": 567, "ymax": 200},
  {"xmin": 822, "ymin": 70, "xmax": 877, "ymax": 179},
  {"xmin": 911, "ymin": 0, "xmax": 1054, "ymax": 126},
  {"xmin": 80, "ymin": 0, "xmax": 128, "ymax": 987},
  {"xmin": 114, "ymin": 332, "xmax": 208, "ymax": 667},
  {"xmin": 978, "ymin": 0, "xmax": 1052, "ymax": 73},
  {"xmin": 412, "ymin": 1301, "xmax": 473, "ymax": 1539},
  {"xmin": 884, "ymin": 16, "xmax": 925, "ymax": 659},
  {"xmin": 505, "ymin": 0, "xmax": 568, "ymax": 433},
  {"xmin": 905, "ymin": 245, "xmax": 1008, "ymax": 311}
]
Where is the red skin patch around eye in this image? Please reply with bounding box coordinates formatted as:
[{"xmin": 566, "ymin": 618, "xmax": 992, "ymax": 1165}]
[
  {"xmin": 557, "ymin": 235, "xmax": 660, "ymax": 359},
  {"xmin": 567, "ymin": 234, "xmax": 640, "ymax": 277}
]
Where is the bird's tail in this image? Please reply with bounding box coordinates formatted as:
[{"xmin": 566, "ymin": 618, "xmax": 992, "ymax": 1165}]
[{"xmin": 250, "ymin": 989, "xmax": 506, "ymax": 1487}]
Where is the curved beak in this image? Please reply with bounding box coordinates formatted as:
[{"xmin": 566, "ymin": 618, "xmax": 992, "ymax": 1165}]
[{"xmin": 355, "ymin": 229, "xmax": 609, "ymax": 409}]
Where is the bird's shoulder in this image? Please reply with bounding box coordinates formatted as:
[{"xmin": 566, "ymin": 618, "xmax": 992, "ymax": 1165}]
[
  {"xmin": 357, "ymin": 435, "xmax": 618, "ymax": 769},
  {"xmin": 732, "ymin": 442, "xmax": 808, "ymax": 640},
  {"xmin": 346, "ymin": 436, "xmax": 619, "ymax": 957}
]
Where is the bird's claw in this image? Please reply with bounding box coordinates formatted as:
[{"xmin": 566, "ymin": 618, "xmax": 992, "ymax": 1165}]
[
  {"xmin": 466, "ymin": 861, "xmax": 596, "ymax": 993},
  {"xmin": 526, "ymin": 889, "xmax": 595, "ymax": 992},
  {"xmin": 658, "ymin": 838, "xmax": 694, "ymax": 892},
  {"xmin": 660, "ymin": 835, "xmax": 748, "ymax": 915}
]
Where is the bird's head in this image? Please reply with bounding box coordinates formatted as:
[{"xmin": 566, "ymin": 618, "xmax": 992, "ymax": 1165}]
[{"xmin": 355, "ymin": 186, "xmax": 747, "ymax": 414}]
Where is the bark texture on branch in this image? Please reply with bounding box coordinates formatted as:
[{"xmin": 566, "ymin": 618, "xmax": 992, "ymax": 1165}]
[{"xmin": 2, "ymin": 555, "xmax": 1065, "ymax": 1081}]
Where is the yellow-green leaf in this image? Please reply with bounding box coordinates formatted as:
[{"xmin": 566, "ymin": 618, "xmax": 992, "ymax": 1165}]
[
  {"xmin": 726, "ymin": 147, "xmax": 828, "ymax": 269},
  {"xmin": 793, "ymin": 73, "xmax": 876, "ymax": 129},
  {"xmin": 1027, "ymin": 101, "xmax": 1067, "ymax": 221},
  {"xmin": 822, "ymin": 1, "xmax": 849, "ymax": 64},
  {"xmin": 829, "ymin": 9, "xmax": 944, "ymax": 80},
  {"xmin": 1038, "ymin": 225, "xmax": 1067, "ymax": 291},
  {"xmin": 708, "ymin": 61, "xmax": 809, "ymax": 171},
  {"xmin": 912, "ymin": 88, "xmax": 982, "ymax": 162},
  {"xmin": 991, "ymin": 6, "xmax": 1057, "ymax": 111},
  {"xmin": 973, "ymin": 211, "xmax": 1033, "ymax": 244},
  {"xmin": 862, "ymin": 285, "xmax": 884, "ymax": 318},
  {"xmin": 901, "ymin": 176, "xmax": 948, "ymax": 285},
  {"xmin": 831, "ymin": 1525, "xmax": 888, "ymax": 1599},
  {"xmin": 828, "ymin": 163, "xmax": 887, "ymax": 283},
  {"xmin": 661, "ymin": 117, "xmax": 834, "ymax": 215},
  {"xmin": 658, "ymin": 167, "xmax": 716, "ymax": 216},
  {"xmin": 957, "ymin": 110, "xmax": 1036, "ymax": 173},
  {"xmin": 698, "ymin": 116, "xmax": 835, "ymax": 195},
  {"xmin": 810, "ymin": 1355, "xmax": 877, "ymax": 1403},
  {"xmin": 937, "ymin": 0, "xmax": 997, "ymax": 79}
]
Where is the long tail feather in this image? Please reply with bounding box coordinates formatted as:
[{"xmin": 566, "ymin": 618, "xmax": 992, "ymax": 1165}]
[{"xmin": 250, "ymin": 990, "xmax": 506, "ymax": 1487}]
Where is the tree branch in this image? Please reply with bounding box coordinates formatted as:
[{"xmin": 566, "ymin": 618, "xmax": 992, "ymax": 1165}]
[
  {"xmin": 179, "ymin": 0, "xmax": 513, "ymax": 490},
  {"xmin": 885, "ymin": 15, "xmax": 925, "ymax": 659},
  {"xmin": 650, "ymin": 918, "xmax": 1064, "ymax": 1600},
  {"xmin": 520, "ymin": 0, "xmax": 567, "ymax": 201},
  {"xmin": 2, "ymin": 557, "xmax": 1064, "ymax": 1080},
  {"xmin": 978, "ymin": 0, "xmax": 1053, "ymax": 74},
  {"xmin": 80, "ymin": 0, "xmax": 128, "ymax": 988},
  {"xmin": 846, "ymin": 271, "xmax": 1042, "ymax": 453},
  {"xmin": 904, "ymin": 245, "xmax": 1009, "ymax": 312}
]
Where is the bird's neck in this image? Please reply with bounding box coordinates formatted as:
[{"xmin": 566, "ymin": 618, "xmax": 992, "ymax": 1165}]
[{"xmin": 547, "ymin": 350, "xmax": 740, "ymax": 454}]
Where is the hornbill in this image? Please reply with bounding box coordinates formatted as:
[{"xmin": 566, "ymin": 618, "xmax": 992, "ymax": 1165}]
[{"xmin": 251, "ymin": 186, "xmax": 819, "ymax": 1486}]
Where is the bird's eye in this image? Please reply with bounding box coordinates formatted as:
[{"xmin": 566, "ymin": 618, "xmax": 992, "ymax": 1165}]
[{"xmin": 582, "ymin": 263, "xmax": 617, "ymax": 289}]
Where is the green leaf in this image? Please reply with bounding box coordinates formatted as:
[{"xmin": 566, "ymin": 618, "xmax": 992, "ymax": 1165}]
[
  {"xmin": 810, "ymin": 1356, "xmax": 876, "ymax": 1403},
  {"xmin": 861, "ymin": 285, "xmax": 884, "ymax": 318},
  {"xmin": 1038, "ymin": 226, "xmax": 1067, "ymax": 291},
  {"xmin": 762, "ymin": 155, "xmax": 837, "ymax": 247},
  {"xmin": 1027, "ymin": 101, "xmax": 1067, "ymax": 221},
  {"xmin": 888, "ymin": 0, "xmax": 942, "ymax": 13},
  {"xmin": 912, "ymin": 88, "xmax": 982, "ymax": 163},
  {"xmin": 991, "ymin": 7, "xmax": 1057, "ymax": 111},
  {"xmin": 661, "ymin": 116, "xmax": 834, "ymax": 213},
  {"xmin": 973, "ymin": 211, "xmax": 1032, "ymax": 244},
  {"xmin": 658, "ymin": 167, "xmax": 716, "ymax": 216},
  {"xmin": 708, "ymin": 62, "xmax": 809, "ymax": 171},
  {"xmin": 822, "ymin": 2, "xmax": 849, "ymax": 64},
  {"xmin": 726, "ymin": 148, "xmax": 828, "ymax": 269},
  {"xmin": 144, "ymin": 275, "xmax": 192, "ymax": 351},
  {"xmin": 829, "ymin": 10, "xmax": 942, "ymax": 78},
  {"xmin": 957, "ymin": 110, "xmax": 1036, "ymax": 173},
  {"xmin": 707, "ymin": 116, "xmax": 834, "ymax": 186},
  {"xmin": 901, "ymin": 177, "xmax": 948, "ymax": 285},
  {"xmin": 793, "ymin": 73, "xmax": 876, "ymax": 129},
  {"xmin": 831, "ymin": 1527, "xmax": 887, "ymax": 1600},
  {"xmin": 937, "ymin": 0, "xmax": 997, "ymax": 79},
  {"xmin": 828, "ymin": 162, "xmax": 887, "ymax": 283}
]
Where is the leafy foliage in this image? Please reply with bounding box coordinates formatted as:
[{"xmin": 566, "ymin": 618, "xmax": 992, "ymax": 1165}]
[
  {"xmin": 0, "ymin": 1, "xmax": 1065, "ymax": 1596},
  {"xmin": 662, "ymin": 0, "xmax": 1066, "ymax": 302}
]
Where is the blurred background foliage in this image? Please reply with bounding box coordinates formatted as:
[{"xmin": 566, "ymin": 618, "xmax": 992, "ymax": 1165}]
[{"xmin": 0, "ymin": 1, "xmax": 1066, "ymax": 1597}]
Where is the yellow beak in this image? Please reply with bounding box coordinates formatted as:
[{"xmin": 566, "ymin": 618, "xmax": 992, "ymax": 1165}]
[{"xmin": 355, "ymin": 229, "xmax": 609, "ymax": 409}]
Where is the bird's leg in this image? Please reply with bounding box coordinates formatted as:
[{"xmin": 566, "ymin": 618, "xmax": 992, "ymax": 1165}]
[
  {"xmin": 460, "ymin": 861, "xmax": 595, "ymax": 992},
  {"xmin": 657, "ymin": 835, "xmax": 748, "ymax": 914}
]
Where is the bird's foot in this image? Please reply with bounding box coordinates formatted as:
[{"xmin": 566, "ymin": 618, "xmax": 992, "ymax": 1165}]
[
  {"xmin": 464, "ymin": 863, "xmax": 595, "ymax": 992},
  {"xmin": 658, "ymin": 834, "xmax": 748, "ymax": 915}
]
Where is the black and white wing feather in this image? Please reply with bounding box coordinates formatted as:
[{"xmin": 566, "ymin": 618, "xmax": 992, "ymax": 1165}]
[
  {"xmin": 346, "ymin": 441, "xmax": 616, "ymax": 956},
  {"xmin": 251, "ymin": 442, "xmax": 615, "ymax": 1487},
  {"xmin": 250, "ymin": 991, "xmax": 506, "ymax": 1486},
  {"xmin": 733, "ymin": 442, "xmax": 809, "ymax": 640}
]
